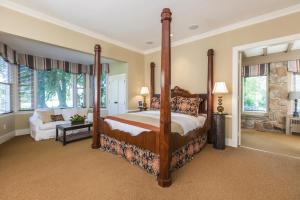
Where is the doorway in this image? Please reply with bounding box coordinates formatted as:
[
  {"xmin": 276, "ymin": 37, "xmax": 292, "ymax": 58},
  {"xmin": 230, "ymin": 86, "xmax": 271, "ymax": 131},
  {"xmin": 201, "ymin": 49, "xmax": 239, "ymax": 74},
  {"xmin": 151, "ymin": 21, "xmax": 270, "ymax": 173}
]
[
  {"xmin": 107, "ymin": 74, "xmax": 127, "ymax": 115},
  {"xmin": 232, "ymin": 33, "xmax": 300, "ymax": 158}
]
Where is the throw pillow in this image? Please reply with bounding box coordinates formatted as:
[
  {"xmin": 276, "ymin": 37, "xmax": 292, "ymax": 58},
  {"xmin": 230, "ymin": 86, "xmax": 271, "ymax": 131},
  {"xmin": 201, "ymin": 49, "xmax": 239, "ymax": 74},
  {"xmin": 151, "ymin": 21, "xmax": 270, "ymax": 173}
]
[
  {"xmin": 171, "ymin": 97, "xmax": 177, "ymax": 112},
  {"xmin": 37, "ymin": 110, "xmax": 54, "ymax": 123},
  {"xmin": 50, "ymin": 114, "xmax": 65, "ymax": 121},
  {"xmin": 150, "ymin": 97, "xmax": 160, "ymax": 110},
  {"xmin": 176, "ymin": 96, "xmax": 200, "ymax": 116}
]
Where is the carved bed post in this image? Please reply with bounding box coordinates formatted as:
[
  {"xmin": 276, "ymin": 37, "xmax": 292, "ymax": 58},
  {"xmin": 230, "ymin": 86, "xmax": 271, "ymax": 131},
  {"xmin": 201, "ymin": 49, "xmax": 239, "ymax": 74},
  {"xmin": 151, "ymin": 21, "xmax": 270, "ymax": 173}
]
[
  {"xmin": 150, "ymin": 62, "xmax": 155, "ymax": 99},
  {"xmin": 92, "ymin": 44, "xmax": 102, "ymax": 149},
  {"xmin": 158, "ymin": 8, "xmax": 172, "ymax": 187},
  {"xmin": 207, "ymin": 49, "xmax": 214, "ymax": 143}
]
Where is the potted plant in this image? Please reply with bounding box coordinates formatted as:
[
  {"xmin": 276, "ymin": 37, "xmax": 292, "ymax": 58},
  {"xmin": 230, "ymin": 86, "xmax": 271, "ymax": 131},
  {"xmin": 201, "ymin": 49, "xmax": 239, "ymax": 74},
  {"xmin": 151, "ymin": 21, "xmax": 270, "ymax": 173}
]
[{"xmin": 70, "ymin": 114, "xmax": 86, "ymax": 125}]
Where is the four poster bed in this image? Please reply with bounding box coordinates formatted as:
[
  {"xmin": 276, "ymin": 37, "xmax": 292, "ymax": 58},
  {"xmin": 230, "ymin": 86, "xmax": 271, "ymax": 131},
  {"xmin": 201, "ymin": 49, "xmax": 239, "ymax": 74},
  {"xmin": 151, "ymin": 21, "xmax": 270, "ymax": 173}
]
[{"xmin": 91, "ymin": 8, "xmax": 214, "ymax": 187}]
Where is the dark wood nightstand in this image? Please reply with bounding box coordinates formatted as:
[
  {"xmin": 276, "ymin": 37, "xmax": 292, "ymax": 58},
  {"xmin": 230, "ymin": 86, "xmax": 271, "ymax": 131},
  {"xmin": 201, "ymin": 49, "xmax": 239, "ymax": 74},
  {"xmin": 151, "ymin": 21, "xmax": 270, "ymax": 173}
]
[
  {"xmin": 138, "ymin": 106, "xmax": 148, "ymax": 111},
  {"xmin": 212, "ymin": 113, "xmax": 227, "ymax": 150}
]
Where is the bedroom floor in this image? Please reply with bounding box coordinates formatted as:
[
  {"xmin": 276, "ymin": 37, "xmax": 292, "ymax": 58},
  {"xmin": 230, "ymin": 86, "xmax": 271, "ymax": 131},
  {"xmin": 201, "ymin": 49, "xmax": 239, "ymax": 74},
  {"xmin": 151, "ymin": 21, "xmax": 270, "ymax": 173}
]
[
  {"xmin": 0, "ymin": 136, "xmax": 300, "ymax": 200},
  {"xmin": 241, "ymin": 128, "xmax": 300, "ymax": 158}
]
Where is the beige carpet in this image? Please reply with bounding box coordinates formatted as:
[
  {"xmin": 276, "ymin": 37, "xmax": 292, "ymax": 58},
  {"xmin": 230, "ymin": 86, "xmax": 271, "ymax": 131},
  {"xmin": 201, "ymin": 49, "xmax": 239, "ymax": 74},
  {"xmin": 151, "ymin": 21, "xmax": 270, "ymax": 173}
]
[
  {"xmin": 242, "ymin": 129, "xmax": 300, "ymax": 158},
  {"xmin": 0, "ymin": 136, "xmax": 300, "ymax": 200}
]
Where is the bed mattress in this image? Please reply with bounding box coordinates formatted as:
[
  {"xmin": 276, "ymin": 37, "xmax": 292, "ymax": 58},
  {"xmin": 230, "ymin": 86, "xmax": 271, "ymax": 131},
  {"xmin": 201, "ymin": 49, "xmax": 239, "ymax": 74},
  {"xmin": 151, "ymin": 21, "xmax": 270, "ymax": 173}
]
[{"xmin": 104, "ymin": 110, "xmax": 206, "ymax": 136}]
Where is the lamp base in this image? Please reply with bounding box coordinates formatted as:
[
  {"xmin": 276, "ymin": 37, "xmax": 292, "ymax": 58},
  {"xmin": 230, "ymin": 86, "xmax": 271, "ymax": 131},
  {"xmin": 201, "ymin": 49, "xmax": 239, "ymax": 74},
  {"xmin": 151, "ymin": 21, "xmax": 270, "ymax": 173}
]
[
  {"xmin": 217, "ymin": 106, "xmax": 224, "ymax": 113},
  {"xmin": 293, "ymin": 112, "xmax": 299, "ymax": 117},
  {"xmin": 217, "ymin": 96, "xmax": 224, "ymax": 113}
]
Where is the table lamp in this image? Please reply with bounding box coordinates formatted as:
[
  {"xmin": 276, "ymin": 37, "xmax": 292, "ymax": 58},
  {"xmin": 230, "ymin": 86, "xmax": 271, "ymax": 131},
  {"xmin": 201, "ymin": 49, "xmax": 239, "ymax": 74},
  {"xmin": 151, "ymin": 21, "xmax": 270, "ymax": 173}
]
[
  {"xmin": 140, "ymin": 87, "xmax": 149, "ymax": 109},
  {"xmin": 289, "ymin": 92, "xmax": 300, "ymax": 117},
  {"xmin": 212, "ymin": 82, "xmax": 229, "ymax": 113}
]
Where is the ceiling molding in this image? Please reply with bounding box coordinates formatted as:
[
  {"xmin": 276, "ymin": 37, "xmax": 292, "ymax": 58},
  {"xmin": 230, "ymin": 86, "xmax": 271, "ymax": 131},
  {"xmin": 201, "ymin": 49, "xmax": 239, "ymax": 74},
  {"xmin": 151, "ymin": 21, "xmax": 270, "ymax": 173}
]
[
  {"xmin": 144, "ymin": 3, "xmax": 300, "ymax": 54},
  {"xmin": 0, "ymin": 0, "xmax": 144, "ymax": 54}
]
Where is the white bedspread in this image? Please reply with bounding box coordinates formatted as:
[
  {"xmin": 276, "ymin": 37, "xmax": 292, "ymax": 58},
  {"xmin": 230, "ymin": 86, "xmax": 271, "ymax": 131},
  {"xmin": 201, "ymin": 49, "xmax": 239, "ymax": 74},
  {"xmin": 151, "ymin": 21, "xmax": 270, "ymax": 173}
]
[{"xmin": 105, "ymin": 110, "xmax": 206, "ymax": 136}]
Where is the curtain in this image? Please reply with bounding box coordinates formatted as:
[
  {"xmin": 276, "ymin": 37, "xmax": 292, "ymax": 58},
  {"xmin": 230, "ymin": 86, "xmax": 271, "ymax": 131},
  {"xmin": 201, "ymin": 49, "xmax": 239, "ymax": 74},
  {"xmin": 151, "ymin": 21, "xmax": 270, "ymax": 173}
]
[
  {"xmin": 288, "ymin": 60, "xmax": 300, "ymax": 73},
  {"xmin": 0, "ymin": 42, "xmax": 18, "ymax": 64},
  {"xmin": 242, "ymin": 63, "xmax": 269, "ymax": 77},
  {"xmin": 18, "ymin": 54, "xmax": 92, "ymax": 75}
]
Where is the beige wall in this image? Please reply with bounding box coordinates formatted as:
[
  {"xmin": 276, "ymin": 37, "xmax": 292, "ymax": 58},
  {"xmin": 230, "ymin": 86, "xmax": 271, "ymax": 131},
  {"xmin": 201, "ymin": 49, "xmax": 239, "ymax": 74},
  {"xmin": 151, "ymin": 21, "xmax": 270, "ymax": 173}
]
[
  {"xmin": 144, "ymin": 12, "xmax": 300, "ymax": 117},
  {"xmin": 14, "ymin": 113, "xmax": 32, "ymax": 130},
  {"xmin": 109, "ymin": 60, "xmax": 128, "ymax": 76},
  {"xmin": 0, "ymin": 114, "xmax": 15, "ymax": 136}
]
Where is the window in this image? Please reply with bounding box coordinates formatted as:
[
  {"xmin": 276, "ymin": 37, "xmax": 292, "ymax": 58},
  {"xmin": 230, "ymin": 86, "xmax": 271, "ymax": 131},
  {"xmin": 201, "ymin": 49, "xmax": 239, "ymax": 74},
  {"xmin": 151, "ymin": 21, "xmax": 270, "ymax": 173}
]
[
  {"xmin": 18, "ymin": 65, "xmax": 34, "ymax": 110},
  {"xmin": 293, "ymin": 73, "xmax": 300, "ymax": 111},
  {"xmin": 293, "ymin": 74, "xmax": 300, "ymax": 91},
  {"xmin": 89, "ymin": 73, "xmax": 107, "ymax": 108},
  {"xmin": 0, "ymin": 57, "xmax": 13, "ymax": 114},
  {"xmin": 37, "ymin": 69, "xmax": 73, "ymax": 108},
  {"xmin": 243, "ymin": 76, "xmax": 267, "ymax": 112},
  {"xmin": 75, "ymin": 74, "xmax": 86, "ymax": 107},
  {"xmin": 89, "ymin": 75, "xmax": 95, "ymax": 107},
  {"xmin": 101, "ymin": 73, "xmax": 107, "ymax": 108}
]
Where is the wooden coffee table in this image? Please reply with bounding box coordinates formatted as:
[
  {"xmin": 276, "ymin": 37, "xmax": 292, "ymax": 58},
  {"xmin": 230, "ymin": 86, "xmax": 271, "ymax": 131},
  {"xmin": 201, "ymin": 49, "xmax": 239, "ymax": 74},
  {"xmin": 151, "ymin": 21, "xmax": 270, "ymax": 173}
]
[{"xmin": 56, "ymin": 122, "xmax": 93, "ymax": 145}]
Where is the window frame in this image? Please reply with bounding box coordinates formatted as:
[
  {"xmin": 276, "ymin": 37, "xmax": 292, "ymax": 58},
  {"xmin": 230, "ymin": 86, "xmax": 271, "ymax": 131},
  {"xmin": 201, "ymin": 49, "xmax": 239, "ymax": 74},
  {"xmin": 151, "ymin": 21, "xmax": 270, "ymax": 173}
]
[
  {"xmin": 74, "ymin": 73, "xmax": 86, "ymax": 108},
  {"xmin": 242, "ymin": 75, "xmax": 269, "ymax": 114},
  {"xmin": 291, "ymin": 72, "xmax": 300, "ymax": 112},
  {"xmin": 0, "ymin": 57, "xmax": 13, "ymax": 115},
  {"xmin": 17, "ymin": 65, "xmax": 34, "ymax": 111}
]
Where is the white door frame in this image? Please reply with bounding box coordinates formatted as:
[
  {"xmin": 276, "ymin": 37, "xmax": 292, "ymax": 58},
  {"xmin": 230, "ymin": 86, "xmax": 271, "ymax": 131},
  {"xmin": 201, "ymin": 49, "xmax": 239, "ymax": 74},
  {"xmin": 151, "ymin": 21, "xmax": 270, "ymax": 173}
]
[
  {"xmin": 231, "ymin": 33, "xmax": 300, "ymax": 147},
  {"xmin": 107, "ymin": 73, "xmax": 128, "ymax": 114}
]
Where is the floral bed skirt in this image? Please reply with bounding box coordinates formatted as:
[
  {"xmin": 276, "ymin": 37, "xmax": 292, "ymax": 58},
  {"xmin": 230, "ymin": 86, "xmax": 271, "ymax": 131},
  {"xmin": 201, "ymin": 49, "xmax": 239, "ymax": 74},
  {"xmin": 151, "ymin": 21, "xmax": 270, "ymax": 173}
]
[{"xmin": 100, "ymin": 133, "xmax": 207, "ymax": 176}]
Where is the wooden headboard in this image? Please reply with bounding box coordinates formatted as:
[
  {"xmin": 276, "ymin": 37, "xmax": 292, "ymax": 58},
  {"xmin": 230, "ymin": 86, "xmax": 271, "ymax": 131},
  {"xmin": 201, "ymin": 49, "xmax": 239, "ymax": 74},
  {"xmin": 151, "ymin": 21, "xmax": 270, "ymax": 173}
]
[
  {"xmin": 153, "ymin": 86, "xmax": 207, "ymax": 114},
  {"xmin": 150, "ymin": 49, "xmax": 213, "ymax": 118}
]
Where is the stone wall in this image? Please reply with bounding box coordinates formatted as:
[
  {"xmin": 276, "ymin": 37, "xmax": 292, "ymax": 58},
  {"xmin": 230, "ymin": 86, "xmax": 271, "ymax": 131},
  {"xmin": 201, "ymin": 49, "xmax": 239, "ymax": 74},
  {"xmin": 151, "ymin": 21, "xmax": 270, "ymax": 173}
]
[
  {"xmin": 268, "ymin": 62, "xmax": 289, "ymax": 130},
  {"xmin": 241, "ymin": 61, "xmax": 289, "ymax": 132}
]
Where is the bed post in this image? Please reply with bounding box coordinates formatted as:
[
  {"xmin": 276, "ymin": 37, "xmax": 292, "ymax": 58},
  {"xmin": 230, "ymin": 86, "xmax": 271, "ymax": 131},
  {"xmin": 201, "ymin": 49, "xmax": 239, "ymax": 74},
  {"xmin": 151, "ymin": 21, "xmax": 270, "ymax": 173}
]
[
  {"xmin": 158, "ymin": 8, "xmax": 172, "ymax": 187},
  {"xmin": 207, "ymin": 49, "xmax": 214, "ymax": 143},
  {"xmin": 92, "ymin": 44, "xmax": 102, "ymax": 149},
  {"xmin": 150, "ymin": 62, "xmax": 155, "ymax": 99}
]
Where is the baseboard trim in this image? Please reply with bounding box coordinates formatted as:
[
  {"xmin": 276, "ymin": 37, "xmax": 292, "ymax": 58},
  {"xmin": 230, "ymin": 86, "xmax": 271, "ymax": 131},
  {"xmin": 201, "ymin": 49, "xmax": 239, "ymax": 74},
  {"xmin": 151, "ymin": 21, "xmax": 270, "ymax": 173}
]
[
  {"xmin": 226, "ymin": 138, "xmax": 238, "ymax": 147},
  {"xmin": 0, "ymin": 129, "xmax": 30, "ymax": 144},
  {"xmin": 0, "ymin": 131, "xmax": 15, "ymax": 144},
  {"xmin": 15, "ymin": 129, "xmax": 30, "ymax": 136}
]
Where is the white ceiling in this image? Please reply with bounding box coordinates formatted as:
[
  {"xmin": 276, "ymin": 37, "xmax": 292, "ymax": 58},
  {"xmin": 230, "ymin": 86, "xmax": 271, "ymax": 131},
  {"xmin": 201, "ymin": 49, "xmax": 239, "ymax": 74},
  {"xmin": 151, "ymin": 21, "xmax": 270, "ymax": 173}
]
[
  {"xmin": 1, "ymin": 0, "xmax": 300, "ymax": 53},
  {"xmin": 243, "ymin": 40, "xmax": 300, "ymax": 57},
  {"xmin": 0, "ymin": 32, "xmax": 118, "ymax": 65}
]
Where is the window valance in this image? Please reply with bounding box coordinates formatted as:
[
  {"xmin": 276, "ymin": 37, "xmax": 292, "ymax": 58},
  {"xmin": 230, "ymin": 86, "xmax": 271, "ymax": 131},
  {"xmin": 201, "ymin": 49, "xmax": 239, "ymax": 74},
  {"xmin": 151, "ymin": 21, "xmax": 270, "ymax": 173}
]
[
  {"xmin": 18, "ymin": 54, "xmax": 93, "ymax": 75},
  {"xmin": 0, "ymin": 42, "xmax": 18, "ymax": 64},
  {"xmin": 288, "ymin": 60, "xmax": 300, "ymax": 73},
  {"xmin": 242, "ymin": 63, "xmax": 269, "ymax": 77}
]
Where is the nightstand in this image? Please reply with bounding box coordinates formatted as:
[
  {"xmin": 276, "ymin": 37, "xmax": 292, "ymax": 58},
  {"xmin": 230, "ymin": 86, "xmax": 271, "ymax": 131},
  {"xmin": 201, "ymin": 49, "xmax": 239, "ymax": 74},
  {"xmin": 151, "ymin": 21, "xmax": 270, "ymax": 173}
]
[
  {"xmin": 138, "ymin": 107, "xmax": 148, "ymax": 111},
  {"xmin": 212, "ymin": 113, "xmax": 227, "ymax": 150}
]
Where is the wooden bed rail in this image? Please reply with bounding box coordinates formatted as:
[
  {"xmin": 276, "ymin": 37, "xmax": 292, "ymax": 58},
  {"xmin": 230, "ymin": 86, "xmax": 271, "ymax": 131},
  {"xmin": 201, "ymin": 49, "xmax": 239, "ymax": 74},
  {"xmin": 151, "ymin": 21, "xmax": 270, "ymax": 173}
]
[{"xmin": 92, "ymin": 44, "xmax": 102, "ymax": 149}]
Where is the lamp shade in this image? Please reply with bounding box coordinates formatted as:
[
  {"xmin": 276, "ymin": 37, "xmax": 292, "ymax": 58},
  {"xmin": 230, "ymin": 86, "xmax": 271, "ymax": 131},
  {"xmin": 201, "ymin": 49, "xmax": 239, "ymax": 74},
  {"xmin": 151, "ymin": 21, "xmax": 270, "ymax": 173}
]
[
  {"xmin": 288, "ymin": 92, "xmax": 300, "ymax": 100},
  {"xmin": 140, "ymin": 87, "xmax": 149, "ymax": 96},
  {"xmin": 212, "ymin": 82, "xmax": 229, "ymax": 94}
]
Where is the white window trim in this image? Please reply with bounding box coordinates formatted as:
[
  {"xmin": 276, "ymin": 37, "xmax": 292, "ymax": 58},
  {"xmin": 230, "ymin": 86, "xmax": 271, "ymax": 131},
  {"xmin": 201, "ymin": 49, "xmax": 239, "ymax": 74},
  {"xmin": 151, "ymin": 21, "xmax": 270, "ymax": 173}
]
[{"xmin": 0, "ymin": 58, "xmax": 14, "ymax": 114}]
